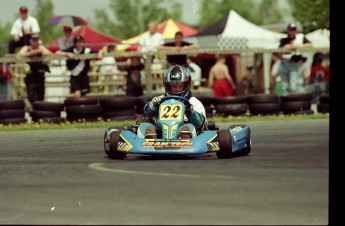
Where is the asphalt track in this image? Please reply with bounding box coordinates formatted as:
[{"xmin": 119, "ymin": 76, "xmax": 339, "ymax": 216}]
[{"xmin": 0, "ymin": 119, "xmax": 329, "ymax": 225}]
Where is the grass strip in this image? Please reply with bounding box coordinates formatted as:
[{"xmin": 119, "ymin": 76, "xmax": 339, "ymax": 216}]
[{"xmin": 0, "ymin": 113, "xmax": 329, "ymax": 132}]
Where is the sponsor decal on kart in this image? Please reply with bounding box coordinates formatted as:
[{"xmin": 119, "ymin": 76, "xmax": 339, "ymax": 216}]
[
  {"xmin": 231, "ymin": 126, "xmax": 243, "ymax": 131},
  {"xmin": 142, "ymin": 140, "xmax": 193, "ymax": 148},
  {"xmin": 117, "ymin": 135, "xmax": 133, "ymax": 152},
  {"xmin": 206, "ymin": 134, "xmax": 220, "ymax": 151}
]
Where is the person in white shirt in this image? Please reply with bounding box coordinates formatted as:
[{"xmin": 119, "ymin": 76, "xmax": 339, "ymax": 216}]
[
  {"xmin": 97, "ymin": 44, "xmax": 120, "ymax": 93},
  {"xmin": 278, "ymin": 23, "xmax": 313, "ymax": 95},
  {"xmin": 8, "ymin": 6, "xmax": 40, "ymax": 54},
  {"xmin": 138, "ymin": 21, "xmax": 164, "ymax": 61},
  {"xmin": 187, "ymin": 57, "xmax": 202, "ymax": 90}
]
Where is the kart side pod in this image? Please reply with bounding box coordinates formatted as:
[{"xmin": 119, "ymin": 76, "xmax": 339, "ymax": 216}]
[{"xmin": 216, "ymin": 125, "xmax": 251, "ymax": 159}]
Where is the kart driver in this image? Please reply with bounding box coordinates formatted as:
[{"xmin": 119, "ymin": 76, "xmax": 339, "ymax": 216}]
[{"xmin": 137, "ymin": 65, "xmax": 207, "ymax": 139}]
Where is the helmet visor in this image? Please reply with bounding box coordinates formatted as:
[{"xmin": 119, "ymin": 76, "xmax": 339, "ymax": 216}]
[{"xmin": 165, "ymin": 80, "xmax": 190, "ymax": 95}]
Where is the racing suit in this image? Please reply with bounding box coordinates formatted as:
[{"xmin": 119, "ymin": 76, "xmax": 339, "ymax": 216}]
[{"xmin": 137, "ymin": 95, "xmax": 207, "ymax": 138}]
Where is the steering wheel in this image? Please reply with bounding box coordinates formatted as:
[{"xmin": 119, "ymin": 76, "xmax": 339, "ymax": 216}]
[{"xmin": 160, "ymin": 95, "xmax": 191, "ymax": 109}]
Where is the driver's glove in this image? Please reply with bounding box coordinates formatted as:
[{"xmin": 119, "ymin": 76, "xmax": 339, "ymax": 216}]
[{"xmin": 151, "ymin": 96, "xmax": 162, "ymax": 108}]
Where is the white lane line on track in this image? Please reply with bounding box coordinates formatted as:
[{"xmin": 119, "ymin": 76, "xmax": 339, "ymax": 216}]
[{"xmin": 88, "ymin": 163, "xmax": 237, "ymax": 179}]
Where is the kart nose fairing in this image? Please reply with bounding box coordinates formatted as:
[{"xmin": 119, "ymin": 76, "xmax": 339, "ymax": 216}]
[
  {"xmin": 112, "ymin": 125, "xmax": 250, "ymax": 156},
  {"xmin": 117, "ymin": 130, "xmax": 218, "ymax": 155}
]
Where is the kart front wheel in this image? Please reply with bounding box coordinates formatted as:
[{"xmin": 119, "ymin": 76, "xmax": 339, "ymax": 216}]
[
  {"xmin": 109, "ymin": 130, "xmax": 127, "ymax": 159},
  {"xmin": 104, "ymin": 127, "xmax": 127, "ymax": 159},
  {"xmin": 216, "ymin": 130, "xmax": 232, "ymax": 159}
]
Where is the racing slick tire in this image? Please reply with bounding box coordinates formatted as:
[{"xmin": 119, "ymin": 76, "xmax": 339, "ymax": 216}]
[
  {"xmin": 104, "ymin": 127, "xmax": 127, "ymax": 159},
  {"xmin": 216, "ymin": 130, "xmax": 233, "ymax": 159}
]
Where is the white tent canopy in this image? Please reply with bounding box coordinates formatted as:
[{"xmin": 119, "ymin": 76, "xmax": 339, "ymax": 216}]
[
  {"xmin": 220, "ymin": 10, "xmax": 286, "ymax": 49},
  {"xmin": 306, "ymin": 29, "xmax": 330, "ymax": 48}
]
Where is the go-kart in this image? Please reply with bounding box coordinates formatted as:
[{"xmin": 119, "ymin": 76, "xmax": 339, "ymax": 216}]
[{"xmin": 103, "ymin": 95, "xmax": 251, "ymax": 159}]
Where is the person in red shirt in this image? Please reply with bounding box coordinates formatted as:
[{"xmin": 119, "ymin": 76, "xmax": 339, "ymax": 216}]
[
  {"xmin": 0, "ymin": 62, "xmax": 13, "ymax": 100},
  {"xmin": 308, "ymin": 53, "xmax": 330, "ymax": 103},
  {"xmin": 310, "ymin": 55, "xmax": 330, "ymax": 84}
]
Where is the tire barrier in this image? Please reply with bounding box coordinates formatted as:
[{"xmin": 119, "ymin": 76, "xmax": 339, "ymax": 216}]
[
  {"xmin": 214, "ymin": 96, "xmax": 248, "ymax": 117},
  {"xmin": 279, "ymin": 93, "xmax": 313, "ymax": 115},
  {"xmin": 100, "ymin": 96, "xmax": 137, "ymax": 121},
  {"xmin": 0, "ymin": 92, "xmax": 328, "ymax": 126},
  {"xmin": 216, "ymin": 103, "xmax": 248, "ymax": 117},
  {"xmin": 247, "ymin": 94, "xmax": 281, "ymax": 115},
  {"xmin": 135, "ymin": 94, "xmax": 156, "ymax": 114},
  {"xmin": 31, "ymin": 101, "xmax": 65, "ymax": 124},
  {"xmin": 0, "ymin": 99, "xmax": 27, "ymax": 125},
  {"xmin": 317, "ymin": 94, "xmax": 329, "ymax": 114},
  {"xmin": 65, "ymin": 97, "xmax": 102, "ymax": 122},
  {"xmin": 194, "ymin": 95, "xmax": 215, "ymax": 118},
  {"xmin": 64, "ymin": 97, "xmax": 99, "ymax": 106}
]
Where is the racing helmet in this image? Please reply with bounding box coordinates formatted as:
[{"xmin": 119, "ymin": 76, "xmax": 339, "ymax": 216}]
[{"xmin": 163, "ymin": 65, "xmax": 191, "ymax": 98}]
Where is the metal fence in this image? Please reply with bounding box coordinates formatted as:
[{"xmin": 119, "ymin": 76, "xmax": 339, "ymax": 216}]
[{"xmin": 1, "ymin": 47, "xmax": 329, "ymax": 108}]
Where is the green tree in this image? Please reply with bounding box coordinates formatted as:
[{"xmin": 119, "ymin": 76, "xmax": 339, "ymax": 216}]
[
  {"xmin": 93, "ymin": 0, "xmax": 182, "ymax": 40},
  {"xmin": 0, "ymin": 23, "xmax": 12, "ymax": 56},
  {"xmin": 258, "ymin": 0, "xmax": 283, "ymax": 25},
  {"xmin": 199, "ymin": 0, "xmax": 259, "ymax": 30},
  {"xmin": 289, "ymin": 0, "xmax": 329, "ymax": 33},
  {"xmin": 30, "ymin": 0, "xmax": 60, "ymax": 44}
]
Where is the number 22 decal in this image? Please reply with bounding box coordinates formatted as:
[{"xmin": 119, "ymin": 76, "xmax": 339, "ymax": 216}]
[{"xmin": 160, "ymin": 104, "xmax": 182, "ymax": 120}]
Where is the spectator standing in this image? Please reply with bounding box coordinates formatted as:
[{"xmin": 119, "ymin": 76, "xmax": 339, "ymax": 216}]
[
  {"xmin": 278, "ymin": 23, "xmax": 313, "ymax": 95},
  {"xmin": 56, "ymin": 35, "xmax": 98, "ymax": 98},
  {"xmin": 97, "ymin": 44, "xmax": 120, "ymax": 93},
  {"xmin": 158, "ymin": 31, "xmax": 199, "ymax": 67},
  {"xmin": 17, "ymin": 34, "xmax": 52, "ymax": 104},
  {"xmin": 0, "ymin": 63, "xmax": 13, "ymax": 101},
  {"xmin": 187, "ymin": 57, "xmax": 202, "ymax": 90},
  {"xmin": 270, "ymin": 52, "xmax": 282, "ymax": 96},
  {"xmin": 308, "ymin": 53, "xmax": 330, "ymax": 103},
  {"xmin": 208, "ymin": 55, "xmax": 236, "ymax": 97},
  {"xmin": 125, "ymin": 57, "xmax": 144, "ymax": 97},
  {"xmin": 138, "ymin": 21, "xmax": 164, "ymax": 54},
  {"xmin": 237, "ymin": 65, "xmax": 255, "ymax": 96},
  {"xmin": 58, "ymin": 26, "xmax": 74, "ymax": 50},
  {"xmin": 8, "ymin": 6, "xmax": 40, "ymax": 54}
]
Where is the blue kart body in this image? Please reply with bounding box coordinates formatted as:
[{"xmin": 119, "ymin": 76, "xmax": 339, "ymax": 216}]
[{"xmin": 104, "ymin": 96, "xmax": 251, "ymax": 159}]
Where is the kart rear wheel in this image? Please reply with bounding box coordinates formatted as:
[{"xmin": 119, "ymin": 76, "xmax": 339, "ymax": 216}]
[
  {"xmin": 216, "ymin": 130, "xmax": 232, "ymax": 159},
  {"xmin": 241, "ymin": 127, "xmax": 251, "ymax": 156}
]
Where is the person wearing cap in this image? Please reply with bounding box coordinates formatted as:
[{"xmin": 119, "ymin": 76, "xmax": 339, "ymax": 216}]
[
  {"xmin": 55, "ymin": 35, "xmax": 98, "ymax": 98},
  {"xmin": 278, "ymin": 23, "xmax": 313, "ymax": 95},
  {"xmin": 158, "ymin": 31, "xmax": 199, "ymax": 67},
  {"xmin": 58, "ymin": 26, "xmax": 74, "ymax": 50},
  {"xmin": 17, "ymin": 34, "xmax": 53, "ymax": 104},
  {"xmin": 8, "ymin": 6, "xmax": 40, "ymax": 54}
]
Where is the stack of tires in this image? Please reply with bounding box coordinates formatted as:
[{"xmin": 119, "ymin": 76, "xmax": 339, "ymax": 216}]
[
  {"xmin": 100, "ymin": 96, "xmax": 137, "ymax": 121},
  {"xmin": 0, "ymin": 99, "xmax": 27, "ymax": 125},
  {"xmin": 135, "ymin": 94, "xmax": 156, "ymax": 115},
  {"xmin": 65, "ymin": 97, "xmax": 102, "ymax": 122},
  {"xmin": 248, "ymin": 94, "xmax": 281, "ymax": 116},
  {"xmin": 194, "ymin": 95, "xmax": 215, "ymax": 118},
  {"xmin": 317, "ymin": 94, "xmax": 329, "ymax": 114},
  {"xmin": 280, "ymin": 92, "xmax": 314, "ymax": 115},
  {"xmin": 30, "ymin": 101, "xmax": 65, "ymax": 124},
  {"xmin": 214, "ymin": 96, "xmax": 248, "ymax": 117}
]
